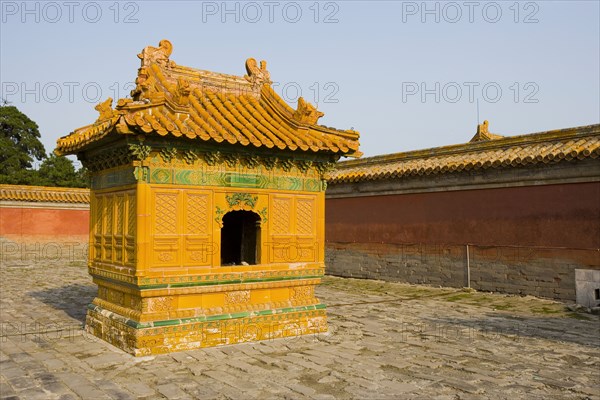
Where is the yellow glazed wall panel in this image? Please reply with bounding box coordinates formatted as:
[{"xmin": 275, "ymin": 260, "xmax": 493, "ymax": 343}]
[
  {"xmin": 101, "ymin": 196, "xmax": 113, "ymax": 262},
  {"xmin": 268, "ymin": 237, "xmax": 294, "ymax": 264},
  {"xmin": 151, "ymin": 189, "xmax": 180, "ymax": 269},
  {"xmin": 295, "ymin": 197, "xmax": 315, "ymax": 235},
  {"xmin": 114, "ymin": 195, "xmax": 125, "ymax": 264},
  {"xmin": 125, "ymin": 191, "xmax": 136, "ymax": 266},
  {"xmin": 91, "ymin": 193, "xmax": 101, "ymax": 262},
  {"xmin": 153, "ymin": 191, "xmax": 179, "ymax": 235},
  {"xmin": 183, "ymin": 237, "xmax": 214, "ymax": 266},
  {"xmin": 316, "ymin": 192, "xmax": 325, "ymax": 262},
  {"xmin": 184, "ymin": 192, "xmax": 210, "ymax": 235},
  {"xmin": 183, "ymin": 190, "xmax": 213, "ymax": 266},
  {"xmin": 269, "ymin": 287, "xmax": 291, "ymax": 302},
  {"xmin": 249, "ymin": 289, "xmax": 270, "ymax": 305},
  {"xmin": 186, "ymin": 266, "xmax": 212, "ymax": 275},
  {"xmin": 296, "ymin": 239, "xmax": 319, "ymax": 263},
  {"xmin": 177, "ymin": 294, "xmax": 202, "ymax": 310},
  {"xmin": 135, "ymin": 183, "xmax": 151, "ymax": 275},
  {"xmin": 91, "ymin": 189, "xmax": 137, "ymax": 269},
  {"xmin": 202, "ymin": 293, "xmax": 225, "ymax": 308},
  {"xmin": 271, "ymin": 195, "xmax": 292, "ymax": 235},
  {"xmin": 151, "ymin": 237, "xmax": 181, "ymax": 268},
  {"xmin": 149, "ymin": 187, "xmax": 215, "ymax": 270}
]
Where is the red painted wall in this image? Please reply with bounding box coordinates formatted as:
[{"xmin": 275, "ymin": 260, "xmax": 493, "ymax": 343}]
[
  {"xmin": 326, "ymin": 182, "xmax": 600, "ymax": 249},
  {"xmin": 0, "ymin": 207, "xmax": 89, "ymax": 237}
]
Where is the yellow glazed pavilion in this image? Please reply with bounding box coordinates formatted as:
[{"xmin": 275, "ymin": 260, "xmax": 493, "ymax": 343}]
[{"xmin": 55, "ymin": 40, "xmax": 361, "ymax": 355}]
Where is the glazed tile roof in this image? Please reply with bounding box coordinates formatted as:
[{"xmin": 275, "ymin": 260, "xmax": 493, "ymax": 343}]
[
  {"xmin": 328, "ymin": 123, "xmax": 600, "ymax": 183},
  {"xmin": 55, "ymin": 40, "xmax": 360, "ymax": 157},
  {"xmin": 0, "ymin": 185, "xmax": 90, "ymax": 204}
]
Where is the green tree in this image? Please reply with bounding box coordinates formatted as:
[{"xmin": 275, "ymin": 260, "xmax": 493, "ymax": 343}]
[
  {"xmin": 0, "ymin": 103, "xmax": 47, "ymax": 184},
  {"xmin": 36, "ymin": 154, "xmax": 89, "ymax": 188}
]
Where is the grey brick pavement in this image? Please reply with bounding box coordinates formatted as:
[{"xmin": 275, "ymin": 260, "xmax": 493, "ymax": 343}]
[{"xmin": 1, "ymin": 257, "xmax": 598, "ymax": 399}]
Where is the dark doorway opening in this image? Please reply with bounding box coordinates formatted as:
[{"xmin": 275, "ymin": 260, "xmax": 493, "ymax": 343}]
[{"xmin": 220, "ymin": 210, "xmax": 261, "ymax": 266}]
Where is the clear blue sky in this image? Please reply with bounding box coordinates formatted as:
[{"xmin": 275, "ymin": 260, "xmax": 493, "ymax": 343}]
[{"xmin": 1, "ymin": 1, "xmax": 599, "ymax": 160}]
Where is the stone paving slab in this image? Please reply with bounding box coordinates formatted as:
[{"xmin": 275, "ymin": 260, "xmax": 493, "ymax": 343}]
[{"xmin": 0, "ymin": 257, "xmax": 599, "ymax": 399}]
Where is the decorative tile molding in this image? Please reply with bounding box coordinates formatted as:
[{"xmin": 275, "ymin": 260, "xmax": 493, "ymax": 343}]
[
  {"xmin": 226, "ymin": 193, "xmax": 258, "ymax": 208},
  {"xmin": 224, "ymin": 290, "xmax": 251, "ymax": 305}
]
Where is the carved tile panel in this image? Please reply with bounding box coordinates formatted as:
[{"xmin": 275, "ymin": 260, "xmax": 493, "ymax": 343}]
[
  {"xmin": 91, "ymin": 190, "xmax": 136, "ymax": 266},
  {"xmin": 225, "ymin": 290, "xmax": 251, "ymax": 305},
  {"xmin": 272, "ymin": 196, "xmax": 291, "ymax": 235},
  {"xmin": 295, "ymin": 198, "xmax": 315, "ymax": 235},
  {"xmin": 151, "ymin": 188, "xmax": 213, "ymax": 269},
  {"xmin": 154, "ymin": 192, "xmax": 178, "ymax": 235},
  {"xmin": 185, "ymin": 193, "xmax": 209, "ymax": 235}
]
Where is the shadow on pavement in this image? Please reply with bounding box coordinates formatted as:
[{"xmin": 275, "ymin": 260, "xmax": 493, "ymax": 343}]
[
  {"xmin": 30, "ymin": 283, "xmax": 96, "ymax": 324},
  {"xmin": 420, "ymin": 314, "xmax": 600, "ymax": 348}
]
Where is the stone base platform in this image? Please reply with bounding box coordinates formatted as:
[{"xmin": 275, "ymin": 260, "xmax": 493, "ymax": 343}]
[{"xmin": 86, "ymin": 304, "xmax": 327, "ymax": 356}]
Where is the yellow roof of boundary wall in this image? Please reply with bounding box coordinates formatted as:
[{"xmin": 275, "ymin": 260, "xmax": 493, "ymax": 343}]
[
  {"xmin": 328, "ymin": 123, "xmax": 600, "ymax": 184},
  {"xmin": 0, "ymin": 185, "xmax": 90, "ymax": 204}
]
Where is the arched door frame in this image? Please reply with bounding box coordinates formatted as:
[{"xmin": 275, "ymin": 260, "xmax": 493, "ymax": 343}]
[{"xmin": 214, "ymin": 192, "xmax": 268, "ymax": 267}]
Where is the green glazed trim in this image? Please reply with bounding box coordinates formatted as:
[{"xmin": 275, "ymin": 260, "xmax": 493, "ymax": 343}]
[
  {"xmin": 91, "ymin": 272, "xmax": 324, "ymax": 291},
  {"xmin": 137, "ymin": 274, "xmax": 324, "ymax": 290},
  {"xmin": 88, "ymin": 303, "xmax": 326, "ymax": 329}
]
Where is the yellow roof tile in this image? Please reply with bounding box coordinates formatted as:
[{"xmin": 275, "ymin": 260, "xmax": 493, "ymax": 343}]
[
  {"xmin": 0, "ymin": 185, "xmax": 90, "ymax": 204},
  {"xmin": 329, "ymin": 124, "xmax": 600, "ymax": 184},
  {"xmin": 55, "ymin": 40, "xmax": 360, "ymax": 157}
]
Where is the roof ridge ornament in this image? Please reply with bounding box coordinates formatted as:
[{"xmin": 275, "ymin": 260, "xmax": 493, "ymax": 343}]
[
  {"xmin": 244, "ymin": 58, "xmax": 271, "ymax": 86},
  {"xmin": 478, "ymin": 120, "xmax": 490, "ymax": 135},
  {"xmin": 470, "ymin": 120, "xmax": 503, "ymax": 142},
  {"xmin": 293, "ymin": 97, "xmax": 324, "ymax": 125},
  {"xmin": 137, "ymin": 39, "xmax": 176, "ymax": 68},
  {"xmin": 129, "ymin": 66, "xmax": 165, "ymax": 103},
  {"xmin": 172, "ymin": 77, "xmax": 191, "ymax": 108},
  {"xmin": 94, "ymin": 98, "xmax": 114, "ymax": 122}
]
